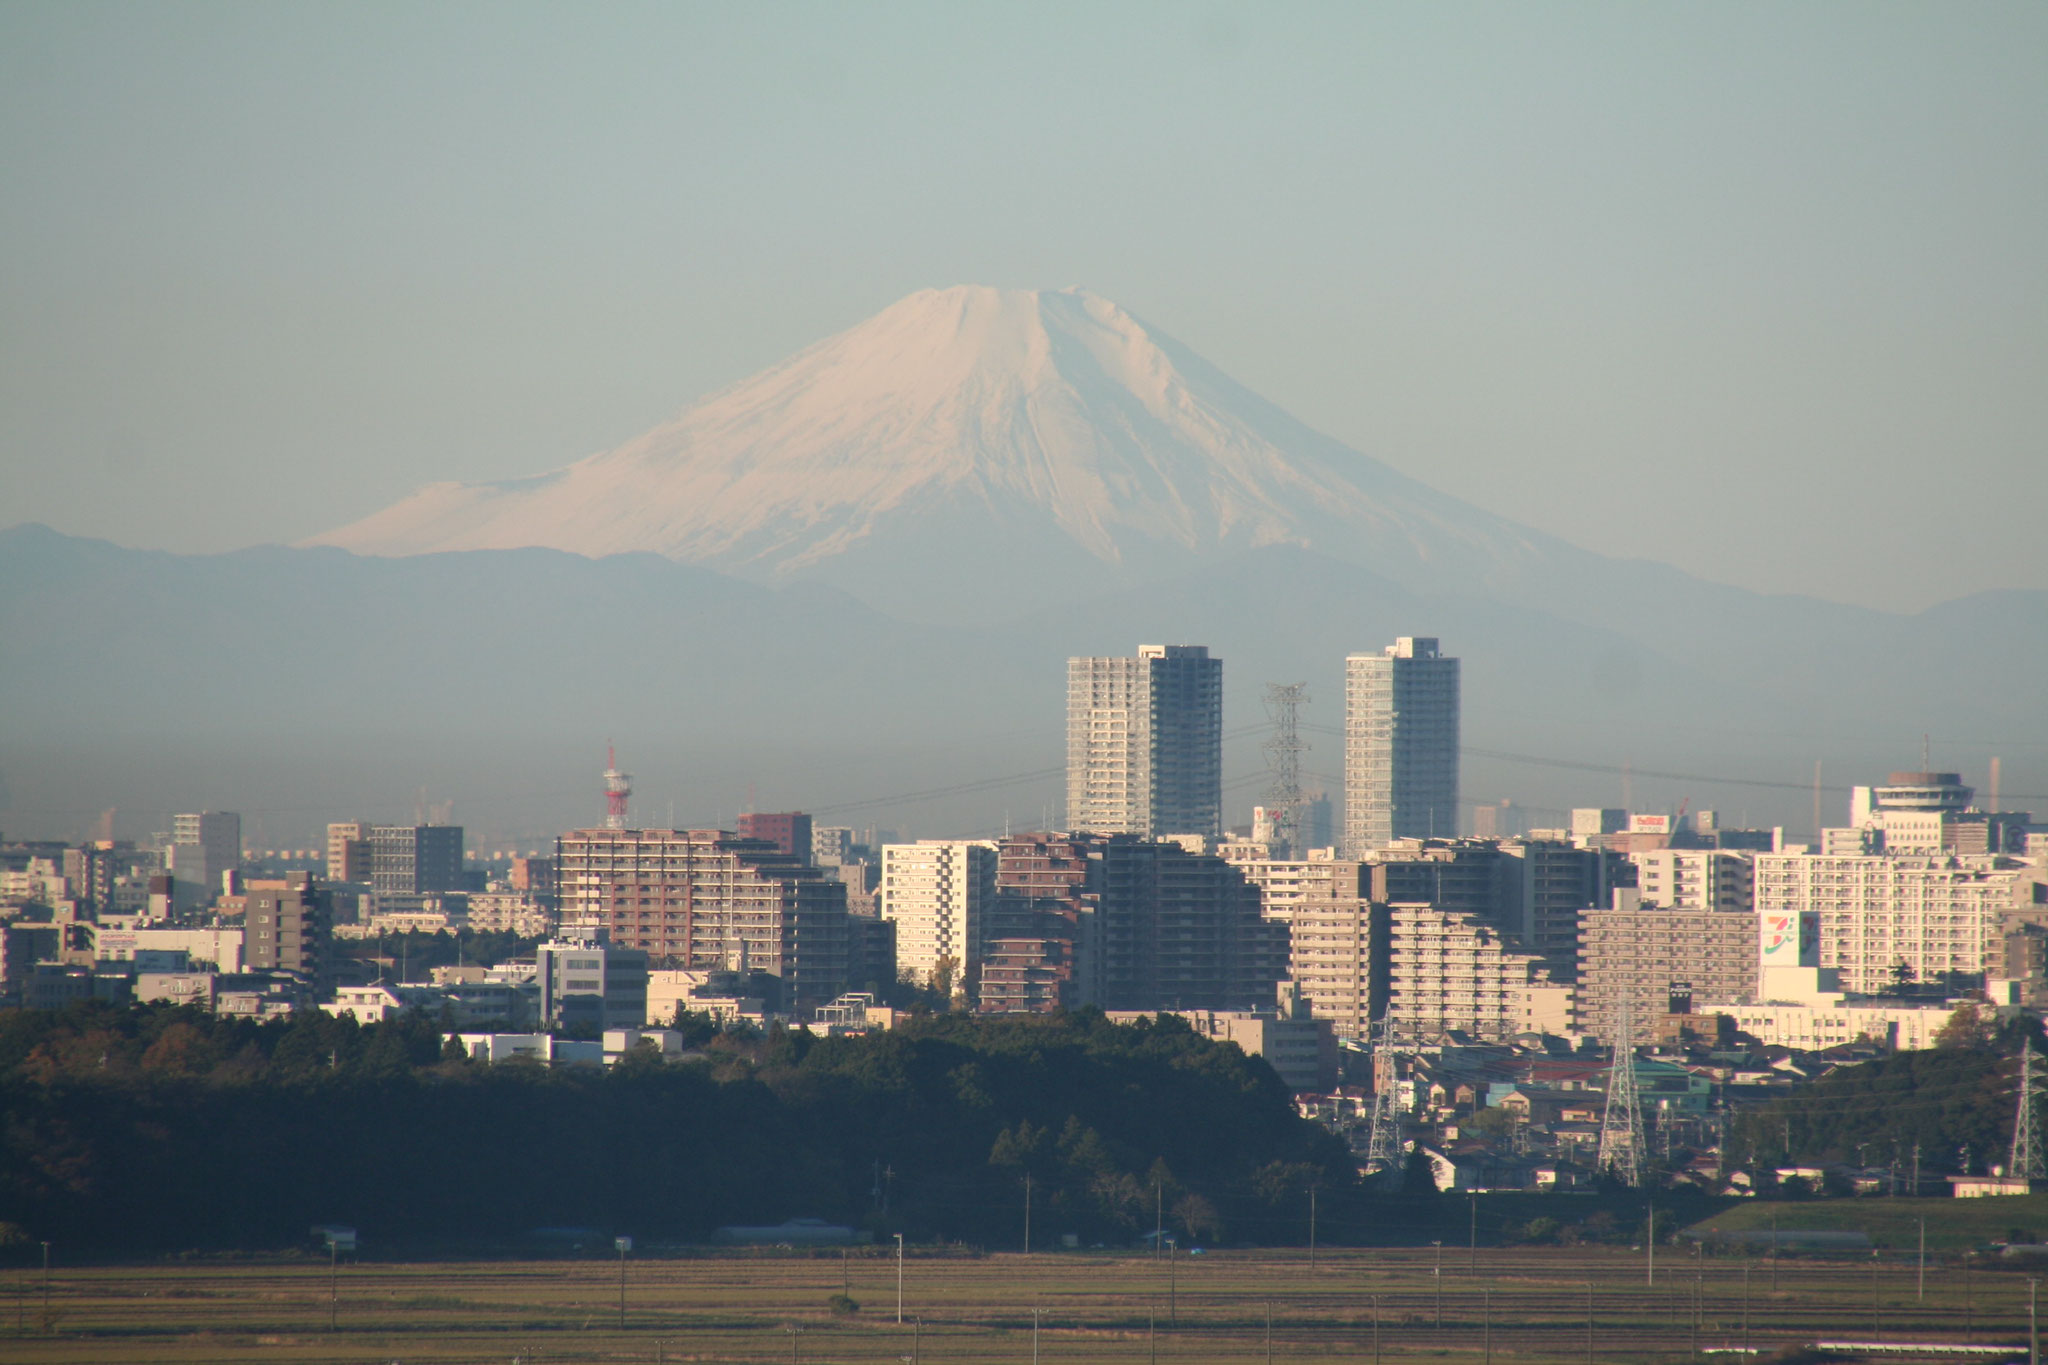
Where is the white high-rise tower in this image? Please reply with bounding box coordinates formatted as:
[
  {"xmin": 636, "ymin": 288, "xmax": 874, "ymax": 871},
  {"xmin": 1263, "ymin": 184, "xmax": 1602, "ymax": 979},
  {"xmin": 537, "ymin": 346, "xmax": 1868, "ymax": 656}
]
[
  {"xmin": 1343, "ymin": 637, "xmax": 1459, "ymax": 856},
  {"xmin": 1066, "ymin": 644, "xmax": 1222, "ymax": 838}
]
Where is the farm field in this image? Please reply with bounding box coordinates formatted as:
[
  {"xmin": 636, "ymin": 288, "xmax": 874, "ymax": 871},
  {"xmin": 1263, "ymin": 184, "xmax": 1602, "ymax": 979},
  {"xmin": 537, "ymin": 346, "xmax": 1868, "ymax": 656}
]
[
  {"xmin": 0, "ymin": 1242, "xmax": 2040, "ymax": 1364},
  {"xmin": 1690, "ymin": 1194, "xmax": 2048, "ymax": 1254}
]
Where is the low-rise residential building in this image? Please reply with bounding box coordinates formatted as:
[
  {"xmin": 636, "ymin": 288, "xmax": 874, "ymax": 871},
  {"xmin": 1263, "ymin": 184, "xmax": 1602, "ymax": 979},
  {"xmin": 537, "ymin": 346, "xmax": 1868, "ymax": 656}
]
[{"xmin": 1107, "ymin": 985, "xmax": 1335, "ymax": 1091}]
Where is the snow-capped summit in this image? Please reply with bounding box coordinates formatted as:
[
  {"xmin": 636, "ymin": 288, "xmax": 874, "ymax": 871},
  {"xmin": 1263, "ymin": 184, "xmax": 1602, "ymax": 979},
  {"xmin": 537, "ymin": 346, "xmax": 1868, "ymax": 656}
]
[{"xmin": 308, "ymin": 285, "xmax": 1559, "ymax": 608}]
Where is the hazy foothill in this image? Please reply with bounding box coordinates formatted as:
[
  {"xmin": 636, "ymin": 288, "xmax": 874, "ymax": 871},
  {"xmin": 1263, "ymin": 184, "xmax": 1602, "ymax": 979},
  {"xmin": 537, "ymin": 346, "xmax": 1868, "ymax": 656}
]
[{"xmin": 4, "ymin": 286, "xmax": 2042, "ymax": 841}]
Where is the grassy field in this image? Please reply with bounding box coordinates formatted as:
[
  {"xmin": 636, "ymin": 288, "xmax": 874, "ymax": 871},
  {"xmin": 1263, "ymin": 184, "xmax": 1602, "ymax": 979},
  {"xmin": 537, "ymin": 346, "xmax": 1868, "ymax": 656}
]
[
  {"xmin": 1687, "ymin": 1194, "xmax": 2048, "ymax": 1254},
  {"xmin": 1, "ymin": 1242, "xmax": 2042, "ymax": 1364}
]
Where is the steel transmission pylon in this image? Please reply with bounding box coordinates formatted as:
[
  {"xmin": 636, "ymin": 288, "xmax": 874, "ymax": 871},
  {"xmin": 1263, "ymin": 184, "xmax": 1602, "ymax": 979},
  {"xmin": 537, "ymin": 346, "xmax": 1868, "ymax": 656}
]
[
  {"xmin": 1261, "ymin": 683, "xmax": 1310, "ymax": 856},
  {"xmin": 2013, "ymin": 1039, "xmax": 2045, "ymax": 1182},
  {"xmin": 1598, "ymin": 992, "xmax": 1647, "ymax": 1186},
  {"xmin": 1364, "ymin": 1014, "xmax": 1405, "ymax": 1189}
]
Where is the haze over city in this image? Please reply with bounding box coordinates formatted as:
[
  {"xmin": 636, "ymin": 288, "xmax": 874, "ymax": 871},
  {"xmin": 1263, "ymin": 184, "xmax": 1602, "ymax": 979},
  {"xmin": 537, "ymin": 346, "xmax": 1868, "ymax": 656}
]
[
  {"xmin": 3, "ymin": 5, "xmax": 2043, "ymax": 849},
  {"xmin": 8, "ymin": 10, "xmax": 2048, "ymax": 1360}
]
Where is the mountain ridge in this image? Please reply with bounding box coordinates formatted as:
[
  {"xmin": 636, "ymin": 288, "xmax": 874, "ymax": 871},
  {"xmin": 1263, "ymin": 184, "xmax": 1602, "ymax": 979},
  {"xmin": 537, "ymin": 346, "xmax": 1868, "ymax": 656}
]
[{"xmin": 305, "ymin": 285, "xmax": 1570, "ymax": 612}]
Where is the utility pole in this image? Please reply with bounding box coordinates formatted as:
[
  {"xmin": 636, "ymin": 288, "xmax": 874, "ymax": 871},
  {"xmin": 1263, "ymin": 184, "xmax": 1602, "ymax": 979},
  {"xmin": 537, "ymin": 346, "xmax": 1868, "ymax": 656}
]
[
  {"xmin": 2032, "ymin": 1278, "xmax": 2039, "ymax": 1365},
  {"xmin": 894, "ymin": 1232, "xmax": 904, "ymax": 1324},
  {"xmin": 1155, "ymin": 1180, "xmax": 1164, "ymax": 1259},
  {"xmin": 1918, "ymin": 1219, "xmax": 1926, "ymax": 1302},
  {"xmin": 616, "ymin": 1236, "xmax": 631, "ymax": 1329},
  {"xmin": 1024, "ymin": 1173, "xmax": 1032, "ymax": 1255},
  {"xmin": 1265, "ymin": 1300, "xmax": 1273, "ymax": 1365},
  {"xmin": 1308, "ymin": 1184, "xmax": 1317, "ymax": 1271},
  {"xmin": 1586, "ymin": 1281, "xmax": 1594, "ymax": 1365},
  {"xmin": 1032, "ymin": 1307, "xmax": 1041, "ymax": 1365},
  {"xmin": 39, "ymin": 1242, "xmax": 49, "ymax": 1334},
  {"xmin": 1483, "ymin": 1288, "xmax": 1492, "ymax": 1365},
  {"xmin": 1433, "ymin": 1241, "xmax": 1443, "ymax": 1328},
  {"xmin": 1469, "ymin": 1190, "xmax": 1478, "ymax": 1273},
  {"xmin": 1646, "ymin": 1199, "xmax": 1655, "ymax": 1286}
]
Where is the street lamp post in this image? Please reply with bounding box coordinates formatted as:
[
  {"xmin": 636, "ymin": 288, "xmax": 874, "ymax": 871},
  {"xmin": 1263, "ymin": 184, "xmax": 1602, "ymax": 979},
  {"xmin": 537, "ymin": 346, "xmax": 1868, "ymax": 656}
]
[
  {"xmin": 787, "ymin": 1325, "xmax": 802, "ymax": 1365},
  {"xmin": 616, "ymin": 1236, "xmax": 632, "ymax": 1329}
]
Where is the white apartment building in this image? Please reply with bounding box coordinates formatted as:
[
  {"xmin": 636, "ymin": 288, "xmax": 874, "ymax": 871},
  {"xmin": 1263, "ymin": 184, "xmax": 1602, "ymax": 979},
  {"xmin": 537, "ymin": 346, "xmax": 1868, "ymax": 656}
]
[
  {"xmin": 1344, "ymin": 637, "xmax": 1459, "ymax": 856},
  {"xmin": 881, "ymin": 840, "xmax": 997, "ymax": 996},
  {"xmin": 1753, "ymin": 851, "xmax": 2040, "ymax": 994},
  {"xmin": 1222, "ymin": 849, "xmax": 1368, "ymax": 924},
  {"xmin": 1632, "ymin": 849, "xmax": 1755, "ymax": 914},
  {"xmin": 1717, "ymin": 1000, "xmax": 1963, "ymax": 1052},
  {"xmin": 1066, "ymin": 644, "xmax": 1222, "ymax": 838},
  {"xmin": 1386, "ymin": 901, "xmax": 1558, "ymax": 1043},
  {"xmin": 1287, "ymin": 896, "xmax": 1383, "ymax": 1040}
]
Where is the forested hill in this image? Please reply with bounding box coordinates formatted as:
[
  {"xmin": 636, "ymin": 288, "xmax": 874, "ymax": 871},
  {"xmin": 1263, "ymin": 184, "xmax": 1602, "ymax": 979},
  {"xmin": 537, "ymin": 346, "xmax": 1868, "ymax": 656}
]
[
  {"xmin": 0, "ymin": 1003, "xmax": 1353, "ymax": 1255},
  {"xmin": 1728, "ymin": 1013, "xmax": 2043, "ymax": 1181}
]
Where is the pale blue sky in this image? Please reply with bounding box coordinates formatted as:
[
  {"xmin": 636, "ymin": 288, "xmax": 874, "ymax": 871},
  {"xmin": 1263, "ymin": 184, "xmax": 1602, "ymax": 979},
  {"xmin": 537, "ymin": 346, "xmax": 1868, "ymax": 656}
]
[{"xmin": 3, "ymin": 2, "xmax": 2043, "ymax": 610}]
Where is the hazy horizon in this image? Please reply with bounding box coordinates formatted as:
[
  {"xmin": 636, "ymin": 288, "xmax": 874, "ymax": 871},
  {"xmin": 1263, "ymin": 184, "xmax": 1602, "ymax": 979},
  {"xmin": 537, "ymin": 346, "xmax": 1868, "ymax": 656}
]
[{"xmin": 4, "ymin": 5, "xmax": 2046, "ymax": 612}]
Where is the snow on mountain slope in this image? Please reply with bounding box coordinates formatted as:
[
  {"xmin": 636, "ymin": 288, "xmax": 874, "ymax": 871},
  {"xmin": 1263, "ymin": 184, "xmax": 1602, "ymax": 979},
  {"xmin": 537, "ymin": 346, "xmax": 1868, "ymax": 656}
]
[{"xmin": 308, "ymin": 286, "xmax": 1566, "ymax": 603}]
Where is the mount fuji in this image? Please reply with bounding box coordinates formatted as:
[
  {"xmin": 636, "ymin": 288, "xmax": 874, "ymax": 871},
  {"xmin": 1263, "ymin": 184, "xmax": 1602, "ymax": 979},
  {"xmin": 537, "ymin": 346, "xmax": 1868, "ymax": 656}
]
[
  {"xmin": 4, "ymin": 287, "xmax": 2042, "ymax": 846},
  {"xmin": 308, "ymin": 286, "xmax": 1568, "ymax": 614}
]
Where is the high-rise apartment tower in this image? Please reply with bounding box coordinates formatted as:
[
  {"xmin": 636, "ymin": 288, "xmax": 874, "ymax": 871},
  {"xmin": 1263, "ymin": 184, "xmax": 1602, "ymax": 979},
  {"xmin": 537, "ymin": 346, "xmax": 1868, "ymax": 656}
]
[
  {"xmin": 1343, "ymin": 637, "xmax": 1459, "ymax": 856},
  {"xmin": 1066, "ymin": 644, "xmax": 1222, "ymax": 838}
]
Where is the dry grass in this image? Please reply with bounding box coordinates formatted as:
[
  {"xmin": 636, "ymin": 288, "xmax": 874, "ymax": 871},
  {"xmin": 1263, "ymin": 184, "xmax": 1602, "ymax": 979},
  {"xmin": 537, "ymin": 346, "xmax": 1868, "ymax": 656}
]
[{"xmin": 0, "ymin": 1243, "xmax": 2037, "ymax": 1363}]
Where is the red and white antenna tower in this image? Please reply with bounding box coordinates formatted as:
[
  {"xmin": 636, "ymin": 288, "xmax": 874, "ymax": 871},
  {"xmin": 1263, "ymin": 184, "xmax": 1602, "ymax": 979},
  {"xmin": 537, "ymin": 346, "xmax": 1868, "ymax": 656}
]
[{"xmin": 603, "ymin": 744, "xmax": 632, "ymax": 830}]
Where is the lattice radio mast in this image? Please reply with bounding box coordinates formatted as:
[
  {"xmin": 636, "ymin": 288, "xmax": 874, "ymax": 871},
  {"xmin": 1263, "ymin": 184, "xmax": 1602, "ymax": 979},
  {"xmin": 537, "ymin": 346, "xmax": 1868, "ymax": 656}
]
[
  {"xmin": 602, "ymin": 744, "xmax": 633, "ymax": 831},
  {"xmin": 1262, "ymin": 683, "xmax": 1310, "ymax": 855},
  {"xmin": 1598, "ymin": 991, "xmax": 1647, "ymax": 1186},
  {"xmin": 1363, "ymin": 1013, "xmax": 1405, "ymax": 1189},
  {"xmin": 2013, "ymin": 1039, "xmax": 2045, "ymax": 1182}
]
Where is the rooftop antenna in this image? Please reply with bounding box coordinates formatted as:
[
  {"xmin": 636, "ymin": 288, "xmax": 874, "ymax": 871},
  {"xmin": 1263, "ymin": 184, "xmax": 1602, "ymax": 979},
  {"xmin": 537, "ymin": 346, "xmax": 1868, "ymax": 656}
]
[
  {"xmin": 1811, "ymin": 760, "xmax": 1823, "ymax": 844},
  {"xmin": 1990, "ymin": 757, "xmax": 2002, "ymax": 814},
  {"xmin": 1598, "ymin": 991, "xmax": 1646, "ymax": 1187},
  {"xmin": 603, "ymin": 744, "xmax": 632, "ymax": 831}
]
